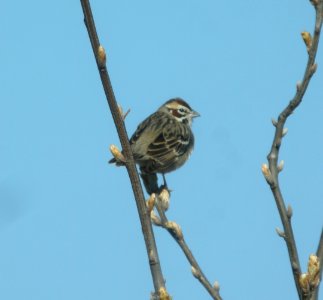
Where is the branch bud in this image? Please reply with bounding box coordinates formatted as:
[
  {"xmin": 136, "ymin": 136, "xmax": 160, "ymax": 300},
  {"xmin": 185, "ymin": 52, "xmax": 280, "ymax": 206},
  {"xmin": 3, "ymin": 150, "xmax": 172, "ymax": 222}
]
[
  {"xmin": 282, "ymin": 127, "xmax": 288, "ymax": 137},
  {"xmin": 146, "ymin": 193, "xmax": 156, "ymax": 214},
  {"xmin": 296, "ymin": 81, "xmax": 302, "ymax": 92},
  {"xmin": 158, "ymin": 287, "xmax": 171, "ymax": 300},
  {"xmin": 261, "ymin": 164, "xmax": 273, "ymax": 184},
  {"xmin": 298, "ymin": 255, "xmax": 320, "ymax": 293},
  {"xmin": 277, "ymin": 160, "xmax": 284, "ymax": 172},
  {"xmin": 307, "ymin": 254, "xmax": 320, "ymax": 288},
  {"xmin": 150, "ymin": 210, "xmax": 162, "ymax": 226},
  {"xmin": 117, "ymin": 104, "xmax": 130, "ymax": 120},
  {"xmin": 97, "ymin": 45, "xmax": 106, "ymax": 68},
  {"xmin": 159, "ymin": 188, "xmax": 171, "ymax": 211},
  {"xmin": 213, "ymin": 281, "xmax": 220, "ymax": 292},
  {"xmin": 165, "ymin": 221, "xmax": 183, "ymax": 240},
  {"xmin": 148, "ymin": 249, "xmax": 156, "ymax": 261},
  {"xmin": 118, "ymin": 104, "xmax": 123, "ymax": 117},
  {"xmin": 301, "ymin": 31, "xmax": 312, "ymax": 52},
  {"xmin": 275, "ymin": 227, "xmax": 286, "ymax": 239},
  {"xmin": 271, "ymin": 118, "xmax": 278, "ymax": 127},
  {"xmin": 299, "ymin": 273, "xmax": 310, "ymax": 293},
  {"xmin": 191, "ymin": 266, "xmax": 200, "ymax": 279},
  {"xmin": 286, "ymin": 204, "xmax": 293, "ymax": 219},
  {"xmin": 310, "ymin": 63, "xmax": 318, "ymax": 75},
  {"xmin": 109, "ymin": 144, "xmax": 126, "ymax": 163}
]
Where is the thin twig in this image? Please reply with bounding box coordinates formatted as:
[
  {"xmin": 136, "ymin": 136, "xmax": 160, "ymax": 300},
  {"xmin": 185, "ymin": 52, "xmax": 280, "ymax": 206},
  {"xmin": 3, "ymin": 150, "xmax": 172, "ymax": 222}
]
[
  {"xmin": 264, "ymin": 1, "xmax": 323, "ymax": 299},
  {"xmin": 154, "ymin": 195, "xmax": 222, "ymax": 300},
  {"xmin": 80, "ymin": 1, "xmax": 168, "ymax": 297},
  {"xmin": 312, "ymin": 229, "xmax": 323, "ymax": 300}
]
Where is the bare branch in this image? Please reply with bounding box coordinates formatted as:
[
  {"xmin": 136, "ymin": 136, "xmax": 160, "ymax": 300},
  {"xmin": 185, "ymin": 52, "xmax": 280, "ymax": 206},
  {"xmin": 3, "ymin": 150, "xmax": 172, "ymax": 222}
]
[
  {"xmin": 317, "ymin": 230, "xmax": 323, "ymax": 281},
  {"xmin": 153, "ymin": 192, "xmax": 222, "ymax": 300},
  {"xmin": 264, "ymin": 1, "xmax": 323, "ymax": 299},
  {"xmin": 312, "ymin": 229, "xmax": 323, "ymax": 300},
  {"xmin": 80, "ymin": 0, "xmax": 167, "ymax": 297}
]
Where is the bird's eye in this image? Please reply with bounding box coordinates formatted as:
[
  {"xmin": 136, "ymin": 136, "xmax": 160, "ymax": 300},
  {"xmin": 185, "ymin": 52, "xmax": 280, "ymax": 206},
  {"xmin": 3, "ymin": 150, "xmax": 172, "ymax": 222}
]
[{"xmin": 179, "ymin": 108, "xmax": 185, "ymax": 113}]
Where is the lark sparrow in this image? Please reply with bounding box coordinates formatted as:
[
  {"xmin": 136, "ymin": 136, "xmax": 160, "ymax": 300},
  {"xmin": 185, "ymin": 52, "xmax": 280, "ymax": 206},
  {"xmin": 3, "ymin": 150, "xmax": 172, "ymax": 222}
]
[{"xmin": 110, "ymin": 98, "xmax": 199, "ymax": 194}]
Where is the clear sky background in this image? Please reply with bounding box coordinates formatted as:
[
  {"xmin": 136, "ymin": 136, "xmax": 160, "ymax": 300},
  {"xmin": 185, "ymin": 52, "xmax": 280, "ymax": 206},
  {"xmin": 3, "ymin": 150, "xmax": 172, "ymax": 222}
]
[{"xmin": 1, "ymin": 1, "xmax": 322, "ymax": 299}]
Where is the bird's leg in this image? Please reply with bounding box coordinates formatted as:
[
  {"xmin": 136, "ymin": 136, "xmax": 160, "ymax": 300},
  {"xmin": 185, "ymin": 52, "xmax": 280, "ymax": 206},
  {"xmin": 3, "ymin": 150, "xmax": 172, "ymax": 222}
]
[
  {"xmin": 162, "ymin": 173, "xmax": 168, "ymax": 190},
  {"xmin": 160, "ymin": 174, "xmax": 172, "ymax": 196}
]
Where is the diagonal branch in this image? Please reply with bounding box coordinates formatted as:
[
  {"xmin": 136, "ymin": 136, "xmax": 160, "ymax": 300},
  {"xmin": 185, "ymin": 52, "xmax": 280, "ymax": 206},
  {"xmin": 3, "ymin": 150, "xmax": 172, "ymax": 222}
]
[
  {"xmin": 263, "ymin": 1, "xmax": 323, "ymax": 299},
  {"xmin": 151, "ymin": 192, "xmax": 222, "ymax": 300},
  {"xmin": 80, "ymin": 1, "xmax": 168, "ymax": 298},
  {"xmin": 317, "ymin": 229, "xmax": 323, "ymax": 278},
  {"xmin": 312, "ymin": 229, "xmax": 323, "ymax": 300}
]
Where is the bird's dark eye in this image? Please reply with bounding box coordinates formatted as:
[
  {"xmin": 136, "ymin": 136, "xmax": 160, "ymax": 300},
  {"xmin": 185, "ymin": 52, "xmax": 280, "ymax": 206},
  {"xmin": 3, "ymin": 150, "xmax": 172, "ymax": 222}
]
[{"xmin": 179, "ymin": 108, "xmax": 185, "ymax": 113}]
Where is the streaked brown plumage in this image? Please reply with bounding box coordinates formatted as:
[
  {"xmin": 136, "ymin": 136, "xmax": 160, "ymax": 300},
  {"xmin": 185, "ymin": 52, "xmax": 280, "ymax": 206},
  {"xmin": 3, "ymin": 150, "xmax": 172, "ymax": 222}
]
[{"xmin": 110, "ymin": 98, "xmax": 199, "ymax": 194}]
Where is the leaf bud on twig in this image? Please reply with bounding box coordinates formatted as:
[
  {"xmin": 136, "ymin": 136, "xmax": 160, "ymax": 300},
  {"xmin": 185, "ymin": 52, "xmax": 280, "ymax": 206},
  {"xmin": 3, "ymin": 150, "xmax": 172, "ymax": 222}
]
[
  {"xmin": 213, "ymin": 281, "xmax": 220, "ymax": 292},
  {"xmin": 286, "ymin": 204, "xmax": 293, "ymax": 219},
  {"xmin": 117, "ymin": 104, "xmax": 130, "ymax": 120},
  {"xmin": 109, "ymin": 144, "xmax": 126, "ymax": 163},
  {"xmin": 191, "ymin": 266, "xmax": 200, "ymax": 279},
  {"xmin": 296, "ymin": 81, "xmax": 302, "ymax": 92},
  {"xmin": 298, "ymin": 255, "xmax": 320, "ymax": 293},
  {"xmin": 301, "ymin": 31, "xmax": 312, "ymax": 52},
  {"xmin": 261, "ymin": 164, "xmax": 273, "ymax": 184},
  {"xmin": 310, "ymin": 63, "xmax": 318, "ymax": 75},
  {"xmin": 165, "ymin": 221, "xmax": 183, "ymax": 240},
  {"xmin": 150, "ymin": 210, "xmax": 162, "ymax": 226},
  {"xmin": 97, "ymin": 45, "xmax": 106, "ymax": 68},
  {"xmin": 148, "ymin": 249, "xmax": 156, "ymax": 262},
  {"xmin": 158, "ymin": 287, "xmax": 171, "ymax": 300},
  {"xmin": 118, "ymin": 104, "xmax": 123, "ymax": 117},
  {"xmin": 307, "ymin": 254, "xmax": 320, "ymax": 288},
  {"xmin": 275, "ymin": 227, "xmax": 286, "ymax": 239},
  {"xmin": 158, "ymin": 188, "xmax": 171, "ymax": 211},
  {"xmin": 299, "ymin": 273, "xmax": 310, "ymax": 293},
  {"xmin": 277, "ymin": 160, "xmax": 284, "ymax": 172},
  {"xmin": 271, "ymin": 118, "xmax": 278, "ymax": 127},
  {"xmin": 146, "ymin": 193, "xmax": 156, "ymax": 214},
  {"xmin": 282, "ymin": 127, "xmax": 288, "ymax": 137}
]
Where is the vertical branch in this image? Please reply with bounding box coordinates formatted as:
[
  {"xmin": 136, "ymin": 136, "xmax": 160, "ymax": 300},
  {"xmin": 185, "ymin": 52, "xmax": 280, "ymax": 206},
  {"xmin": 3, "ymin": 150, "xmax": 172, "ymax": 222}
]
[
  {"xmin": 80, "ymin": 1, "xmax": 168, "ymax": 298},
  {"xmin": 312, "ymin": 229, "xmax": 323, "ymax": 300},
  {"xmin": 263, "ymin": 1, "xmax": 323, "ymax": 299}
]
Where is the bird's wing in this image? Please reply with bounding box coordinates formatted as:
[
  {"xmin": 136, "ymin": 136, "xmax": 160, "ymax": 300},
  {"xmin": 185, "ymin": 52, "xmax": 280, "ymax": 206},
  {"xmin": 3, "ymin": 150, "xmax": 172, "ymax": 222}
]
[
  {"xmin": 129, "ymin": 111, "xmax": 165, "ymax": 145},
  {"xmin": 147, "ymin": 123, "xmax": 192, "ymax": 166}
]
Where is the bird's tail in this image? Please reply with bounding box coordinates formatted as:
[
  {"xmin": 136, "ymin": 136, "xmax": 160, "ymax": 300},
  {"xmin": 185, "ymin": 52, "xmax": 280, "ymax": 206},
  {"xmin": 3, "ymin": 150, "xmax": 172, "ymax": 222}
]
[
  {"xmin": 140, "ymin": 172, "xmax": 159, "ymax": 195},
  {"xmin": 109, "ymin": 159, "xmax": 159, "ymax": 194}
]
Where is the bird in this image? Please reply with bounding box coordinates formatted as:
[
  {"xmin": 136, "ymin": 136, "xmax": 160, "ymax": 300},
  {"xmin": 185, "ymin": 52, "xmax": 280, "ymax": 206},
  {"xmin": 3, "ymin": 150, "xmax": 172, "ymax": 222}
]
[{"xmin": 109, "ymin": 98, "xmax": 200, "ymax": 194}]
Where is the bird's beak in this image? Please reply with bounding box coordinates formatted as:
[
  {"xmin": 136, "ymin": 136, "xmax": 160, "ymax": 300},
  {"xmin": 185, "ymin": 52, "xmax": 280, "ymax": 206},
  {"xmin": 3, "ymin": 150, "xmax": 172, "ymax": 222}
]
[{"xmin": 191, "ymin": 110, "xmax": 200, "ymax": 118}]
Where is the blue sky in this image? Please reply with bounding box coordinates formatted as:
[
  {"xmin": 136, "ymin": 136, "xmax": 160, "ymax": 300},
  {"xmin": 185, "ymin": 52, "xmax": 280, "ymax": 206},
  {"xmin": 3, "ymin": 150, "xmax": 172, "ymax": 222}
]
[{"xmin": 1, "ymin": 1, "xmax": 322, "ymax": 299}]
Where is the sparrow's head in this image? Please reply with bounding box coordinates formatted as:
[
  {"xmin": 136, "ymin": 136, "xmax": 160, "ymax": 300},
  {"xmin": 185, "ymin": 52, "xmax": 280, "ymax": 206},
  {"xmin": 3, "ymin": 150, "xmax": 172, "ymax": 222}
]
[{"xmin": 159, "ymin": 98, "xmax": 200, "ymax": 126}]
